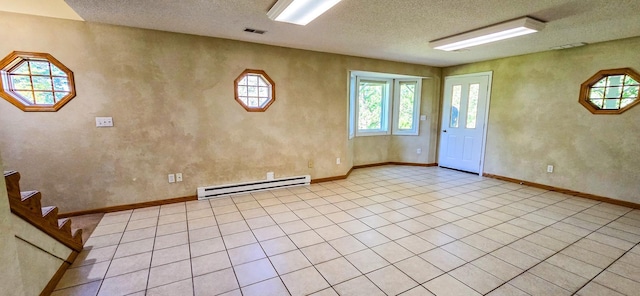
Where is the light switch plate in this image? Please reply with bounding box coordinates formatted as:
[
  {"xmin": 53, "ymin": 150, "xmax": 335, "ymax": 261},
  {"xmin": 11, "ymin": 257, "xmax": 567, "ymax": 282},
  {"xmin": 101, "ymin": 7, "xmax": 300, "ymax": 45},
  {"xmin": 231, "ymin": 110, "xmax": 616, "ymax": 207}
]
[{"xmin": 96, "ymin": 117, "xmax": 114, "ymax": 127}]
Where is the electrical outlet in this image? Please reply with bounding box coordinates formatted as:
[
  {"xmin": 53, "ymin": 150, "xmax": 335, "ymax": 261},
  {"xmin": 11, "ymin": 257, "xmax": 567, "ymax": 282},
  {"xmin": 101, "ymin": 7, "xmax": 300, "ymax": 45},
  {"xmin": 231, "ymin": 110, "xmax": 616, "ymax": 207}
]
[
  {"xmin": 547, "ymin": 165, "xmax": 554, "ymax": 173},
  {"xmin": 417, "ymin": 148, "xmax": 422, "ymax": 154},
  {"xmin": 308, "ymin": 160, "xmax": 314, "ymax": 168},
  {"xmin": 176, "ymin": 173, "xmax": 183, "ymax": 182},
  {"xmin": 336, "ymin": 158, "xmax": 341, "ymax": 165},
  {"xmin": 267, "ymin": 172, "xmax": 274, "ymax": 180},
  {"xmin": 95, "ymin": 117, "xmax": 114, "ymax": 127},
  {"xmin": 420, "ymin": 114, "xmax": 427, "ymax": 121},
  {"xmin": 168, "ymin": 174, "xmax": 175, "ymax": 183}
]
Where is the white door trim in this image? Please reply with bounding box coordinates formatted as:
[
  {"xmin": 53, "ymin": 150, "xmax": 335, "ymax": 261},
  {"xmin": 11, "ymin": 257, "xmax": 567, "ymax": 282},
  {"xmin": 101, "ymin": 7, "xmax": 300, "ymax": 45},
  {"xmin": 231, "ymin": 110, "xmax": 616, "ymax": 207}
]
[{"xmin": 440, "ymin": 71, "xmax": 493, "ymax": 175}]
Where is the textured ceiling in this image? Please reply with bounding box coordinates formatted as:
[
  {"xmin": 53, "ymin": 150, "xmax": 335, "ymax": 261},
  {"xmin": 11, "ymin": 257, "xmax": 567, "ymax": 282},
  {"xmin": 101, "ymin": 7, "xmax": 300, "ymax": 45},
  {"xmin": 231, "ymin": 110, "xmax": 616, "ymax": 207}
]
[{"xmin": 16, "ymin": 1, "xmax": 640, "ymax": 66}]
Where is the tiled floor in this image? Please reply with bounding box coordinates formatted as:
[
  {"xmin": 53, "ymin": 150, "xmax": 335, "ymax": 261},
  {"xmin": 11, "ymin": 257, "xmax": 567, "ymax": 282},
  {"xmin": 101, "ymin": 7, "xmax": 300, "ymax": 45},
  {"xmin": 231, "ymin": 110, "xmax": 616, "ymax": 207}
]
[{"xmin": 52, "ymin": 166, "xmax": 640, "ymax": 296}]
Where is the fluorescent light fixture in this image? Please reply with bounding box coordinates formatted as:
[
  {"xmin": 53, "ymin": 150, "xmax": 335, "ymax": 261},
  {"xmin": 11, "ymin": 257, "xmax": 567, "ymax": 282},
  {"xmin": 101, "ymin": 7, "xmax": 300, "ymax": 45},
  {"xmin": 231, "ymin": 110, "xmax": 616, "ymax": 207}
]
[
  {"xmin": 267, "ymin": 0, "xmax": 342, "ymax": 26},
  {"xmin": 430, "ymin": 17, "xmax": 545, "ymax": 51}
]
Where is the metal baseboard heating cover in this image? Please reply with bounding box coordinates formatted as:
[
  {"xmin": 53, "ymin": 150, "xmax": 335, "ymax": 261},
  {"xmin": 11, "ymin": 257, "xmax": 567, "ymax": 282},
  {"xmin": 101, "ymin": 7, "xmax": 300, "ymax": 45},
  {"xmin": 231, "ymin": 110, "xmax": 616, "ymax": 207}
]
[{"xmin": 197, "ymin": 175, "xmax": 311, "ymax": 200}]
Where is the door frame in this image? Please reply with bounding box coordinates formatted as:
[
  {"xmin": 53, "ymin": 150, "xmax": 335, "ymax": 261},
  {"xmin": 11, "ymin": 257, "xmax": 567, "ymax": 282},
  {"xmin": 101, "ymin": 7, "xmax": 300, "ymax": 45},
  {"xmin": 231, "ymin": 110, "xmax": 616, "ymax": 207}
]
[{"xmin": 438, "ymin": 71, "xmax": 493, "ymax": 175}]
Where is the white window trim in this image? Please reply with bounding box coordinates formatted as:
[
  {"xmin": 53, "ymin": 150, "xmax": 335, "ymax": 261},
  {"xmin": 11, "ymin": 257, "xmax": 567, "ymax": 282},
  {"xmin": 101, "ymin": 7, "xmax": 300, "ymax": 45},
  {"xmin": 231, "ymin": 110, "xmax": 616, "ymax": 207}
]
[
  {"xmin": 355, "ymin": 77, "xmax": 392, "ymax": 137},
  {"xmin": 349, "ymin": 71, "xmax": 425, "ymax": 138},
  {"xmin": 392, "ymin": 79, "xmax": 422, "ymax": 136}
]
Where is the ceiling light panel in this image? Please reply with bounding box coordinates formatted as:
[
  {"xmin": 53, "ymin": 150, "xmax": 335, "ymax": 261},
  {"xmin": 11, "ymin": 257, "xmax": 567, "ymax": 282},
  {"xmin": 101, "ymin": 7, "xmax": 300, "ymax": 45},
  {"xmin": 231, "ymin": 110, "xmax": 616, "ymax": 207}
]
[
  {"xmin": 267, "ymin": 0, "xmax": 342, "ymax": 26},
  {"xmin": 430, "ymin": 17, "xmax": 545, "ymax": 51}
]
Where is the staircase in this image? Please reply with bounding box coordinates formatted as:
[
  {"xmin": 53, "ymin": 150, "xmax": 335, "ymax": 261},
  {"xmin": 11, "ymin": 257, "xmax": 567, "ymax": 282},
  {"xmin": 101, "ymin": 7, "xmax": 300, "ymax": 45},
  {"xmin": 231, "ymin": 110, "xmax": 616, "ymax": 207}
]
[{"xmin": 4, "ymin": 170, "xmax": 83, "ymax": 252}]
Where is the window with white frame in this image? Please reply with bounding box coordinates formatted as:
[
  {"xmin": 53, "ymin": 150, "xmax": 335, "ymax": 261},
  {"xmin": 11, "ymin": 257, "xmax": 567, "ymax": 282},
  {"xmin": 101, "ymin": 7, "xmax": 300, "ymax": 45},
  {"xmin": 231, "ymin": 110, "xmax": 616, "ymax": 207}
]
[{"xmin": 349, "ymin": 71, "xmax": 422, "ymax": 138}]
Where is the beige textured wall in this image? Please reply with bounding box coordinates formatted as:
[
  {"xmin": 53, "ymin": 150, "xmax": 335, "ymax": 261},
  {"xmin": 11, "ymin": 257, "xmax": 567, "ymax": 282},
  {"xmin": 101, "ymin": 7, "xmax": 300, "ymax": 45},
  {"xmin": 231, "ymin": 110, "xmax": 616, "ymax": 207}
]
[
  {"xmin": 0, "ymin": 12, "xmax": 439, "ymax": 212},
  {"xmin": 0, "ymin": 155, "xmax": 26, "ymax": 296},
  {"xmin": 444, "ymin": 37, "xmax": 640, "ymax": 203}
]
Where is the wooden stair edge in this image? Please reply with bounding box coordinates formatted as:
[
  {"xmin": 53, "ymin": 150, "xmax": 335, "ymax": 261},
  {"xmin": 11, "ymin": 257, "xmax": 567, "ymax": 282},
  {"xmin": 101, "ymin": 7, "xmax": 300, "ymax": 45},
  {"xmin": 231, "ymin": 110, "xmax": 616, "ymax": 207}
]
[
  {"xmin": 10, "ymin": 201, "xmax": 83, "ymax": 252},
  {"xmin": 4, "ymin": 171, "xmax": 83, "ymax": 252}
]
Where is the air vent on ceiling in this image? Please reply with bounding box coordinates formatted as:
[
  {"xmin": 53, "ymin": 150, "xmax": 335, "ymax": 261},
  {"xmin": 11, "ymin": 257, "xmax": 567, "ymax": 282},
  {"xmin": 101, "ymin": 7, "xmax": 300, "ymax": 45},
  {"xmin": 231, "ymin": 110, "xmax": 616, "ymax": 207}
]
[
  {"xmin": 244, "ymin": 28, "xmax": 266, "ymax": 35},
  {"xmin": 550, "ymin": 42, "xmax": 587, "ymax": 50}
]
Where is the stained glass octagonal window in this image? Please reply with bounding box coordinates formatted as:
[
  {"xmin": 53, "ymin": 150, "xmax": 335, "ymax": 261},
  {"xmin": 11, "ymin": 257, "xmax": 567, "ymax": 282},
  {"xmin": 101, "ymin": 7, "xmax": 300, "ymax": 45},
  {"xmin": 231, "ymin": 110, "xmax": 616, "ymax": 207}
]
[
  {"xmin": 0, "ymin": 51, "xmax": 76, "ymax": 112},
  {"xmin": 579, "ymin": 68, "xmax": 640, "ymax": 114},
  {"xmin": 234, "ymin": 69, "xmax": 275, "ymax": 112}
]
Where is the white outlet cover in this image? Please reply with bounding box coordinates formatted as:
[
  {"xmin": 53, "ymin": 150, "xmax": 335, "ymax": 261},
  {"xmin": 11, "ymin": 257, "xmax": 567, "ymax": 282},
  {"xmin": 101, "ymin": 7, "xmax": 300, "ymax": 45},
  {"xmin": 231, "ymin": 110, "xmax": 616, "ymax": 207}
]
[
  {"xmin": 336, "ymin": 158, "xmax": 341, "ymax": 164},
  {"xmin": 266, "ymin": 172, "xmax": 275, "ymax": 180},
  {"xmin": 168, "ymin": 174, "xmax": 176, "ymax": 183},
  {"xmin": 420, "ymin": 115, "xmax": 427, "ymax": 121},
  {"xmin": 176, "ymin": 173, "xmax": 183, "ymax": 182},
  {"xmin": 96, "ymin": 117, "xmax": 114, "ymax": 127}
]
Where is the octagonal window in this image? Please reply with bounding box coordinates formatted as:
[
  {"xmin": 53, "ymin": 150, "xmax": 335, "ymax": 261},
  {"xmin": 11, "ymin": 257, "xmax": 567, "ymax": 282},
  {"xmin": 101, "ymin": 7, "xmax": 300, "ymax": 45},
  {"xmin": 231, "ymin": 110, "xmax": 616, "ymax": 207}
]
[
  {"xmin": 234, "ymin": 69, "xmax": 275, "ymax": 112},
  {"xmin": 0, "ymin": 51, "xmax": 76, "ymax": 112},
  {"xmin": 579, "ymin": 68, "xmax": 640, "ymax": 114}
]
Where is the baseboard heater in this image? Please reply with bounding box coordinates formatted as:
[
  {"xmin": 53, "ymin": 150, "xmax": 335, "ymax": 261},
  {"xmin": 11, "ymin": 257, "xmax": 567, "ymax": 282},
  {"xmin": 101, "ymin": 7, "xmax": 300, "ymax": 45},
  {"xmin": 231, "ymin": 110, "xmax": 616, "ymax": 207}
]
[{"xmin": 197, "ymin": 175, "xmax": 311, "ymax": 200}]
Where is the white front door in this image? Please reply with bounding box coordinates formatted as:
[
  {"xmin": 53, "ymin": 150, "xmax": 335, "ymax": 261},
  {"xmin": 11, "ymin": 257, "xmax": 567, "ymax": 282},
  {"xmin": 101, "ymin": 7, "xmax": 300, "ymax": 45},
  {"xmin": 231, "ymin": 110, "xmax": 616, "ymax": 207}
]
[{"xmin": 438, "ymin": 72, "xmax": 492, "ymax": 174}]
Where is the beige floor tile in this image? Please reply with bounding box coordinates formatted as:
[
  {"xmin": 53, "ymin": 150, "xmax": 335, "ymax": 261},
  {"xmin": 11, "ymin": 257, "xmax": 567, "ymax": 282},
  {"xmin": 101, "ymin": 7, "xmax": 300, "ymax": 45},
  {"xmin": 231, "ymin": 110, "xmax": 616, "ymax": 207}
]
[
  {"xmin": 190, "ymin": 237, "xmax": 225, "ymax": 257},
  {"xmin": 156, "ymin": 221, "xmax": 187, "ymax": 236},
  {"xmin": 367, "ymin": 265, "xmax": 419, "ymax": 295},
  {"xmin": 146, "ymin": 279, "xmax": 193, "ymax": 296},
  {"xmin": 394, "ymin": 256, "xmax": 443, "ymax": 284},
  {"xmin": 509, "ymin": 272, "xmax": 572, "ymax": 296},
  {"xmin": 260, "ymin": 236, "xmax": 298, "ymax": 256},
  {"xmin": 157, "ymin": 212, "xmax": 186, "ymax": 226},
  {"xmin": 119, "ymin": 227, "xmax": 156, "ymax": 244},
  {"xmin": 223, "ymin": 231, "xmax": 257, "ymax": 249},
  {"xmin": 315, "ymin": 224, "xmax": 350, "ymax": 241},
  {"xmin": 151, "ymin": 244, "xmax": 190, "ymax": 267},
  {"xmin": 289, "ymin": 230, "xmax": 325, "ymax": 248},
  {"xmin": 193, "ymin": 268, "xmax": 239, "ymax": 296},
  {"xmin": 51, "ymin": 280, "xmax": 101, "ymax": 296},
  {"xmin": 56, "ymin": 261, "xmax": 110, "ymax": 290},
  {"xmin": 574, "ymin": 238, "xmax": 626, "ymax": 259},
  {"xmin": 399, "ymin": 285, "xmax": 435, "ymax": 295},
  {"xmin": 508, "ymin": 239, "xmax": 555, "ymax": 260},
  {"xmin": 227, "ymin": 243, "xmax": 266, "ymax": 265},
  {"xmin": 345, "ymin": 249, "xmax": 390, "ymax": 273},
  {"xmin": 316, "ymin": 257, "xmax": 361, "ymax": 285},
  {"xmin": 114, "ymin": 237, "xmax": 155, "ymax": 258},
  {"xmin": 187, "ymin": 216, "xmax": 216, "ymax": 230},
  {"xmin": 576, "ymin": 282, "xmax": 625, "ymax": 296},
  {"xmin": 147, "ymin": 259, "xmax": 192, "ymax": 288},
  {"xmin": 420, "ymin": 248, "xmax": 466, "ymax": 272},
  {"xmin": 233, "ymin": 258, "xmax": 278, "ymax": 287},
  {"xmin": 329, "ymin": 235, "xmax": 367, "ymax": 255},
  {"xmin": 97, "ymin": 268, "xmax": 148, "ymax": 296},
  {"xmin": 560, "ymin": 245, "xmax": 616, "ymax": 269},
  {"xmin": 189, "ymin": 226, "xmax": 221, "ymax": 242},
  {"xmin": 310, "ymin": 288, "xmax": 339, "ymax": 296},
  {"xmin": 84, "ymin": 233, "xmax": 122, "ymax": 249},
  {"xmin": 461, "ymin": 234, "xmax": 503, "ymax": 253},
  {"xmin": 153, "ymin": 231, "xmax": 188, "ymax": 250},
  {"xmin": 219, "ymin": 220, "xmax": 250, "ymax": 236},
  {"xmin": 416, "ymin": 229, "xmax": 456, "ymax": 246},
  {"xmin": 359, "ymin": 215, "xmax": 391, "ymax": 228},
  {"xmin": 279, "ymin": 220, "xmax": 312, "ymax": 234},
  {"xmin": 441, "ymin": 240, "xmax": 485, "ymax": 261},
  {"xmin": 545, "ymin": 253, "xmax": 601, "ymax": 279},
  {"xmin": 71, "ymin": 245, "xmax": 117, "ymax": 267},
  {"xmin": 241, "ymin": 277, "xmax": 290, "ymax": 296},
  {"xmin": 377, "ymin": 223, "xmax": 412, "ymax": 240},
  {"xmin": 450, "ymin": 263, "xmax": 504, "ymax": 294},
  {"xmin": 191, "ymin": 250, "xmax": 231, "ymax": 276},
  {"xmin": 270, "ymin": 249, "xmax": 312, "ymax": 275},
  {"xmin": 338, "ymin": 219, "xmax": 372, "ymax": 234},
  {"xmin": 395, "ymin": 235, "xmax": 435, "ymax": 254},
  {"xmin": 301, "ymin": 242, "xmax": 342, "ymax": 264},
  {"xmin": 472, "ymin": 254, "xmax": 522, "ymax": 281},
  {"xmin": 595, "ymin": 270, "xmax": 640, "ymax": 295},
  {"xmin": 281, "ymin": 266, "xmax": 330, "ymax": 296},
  {"xmin": 245, "ymin": 215, "xmax": 277, "ymax": 229},
  {"xmin": 252, "ymin": 225, "xmax": 286, "ymax": 241},
  {"xmin": 423, "ymin": 274, "xmax": 481, "ymax": 296},
  {"xmin": 106, "ymin": 251, "xmax": 152, "ymax": 278},
  {"xmin": 353, "ymin": 229, "xmax": 391, "ymax": 248},
  {"xmin": 486, "ymin": 283, "xmax": 529, "ymax": 296},
  {"xmin": 303, "ymin": 215, "xmax": 334, "ymax": 229},
  {"xmin": 372, "ymin": 241, "xmax": 413, "ymax": 263},
  {"xmin": 334, "ymin": 275, "xmax": 385, "ymax": 296}
]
